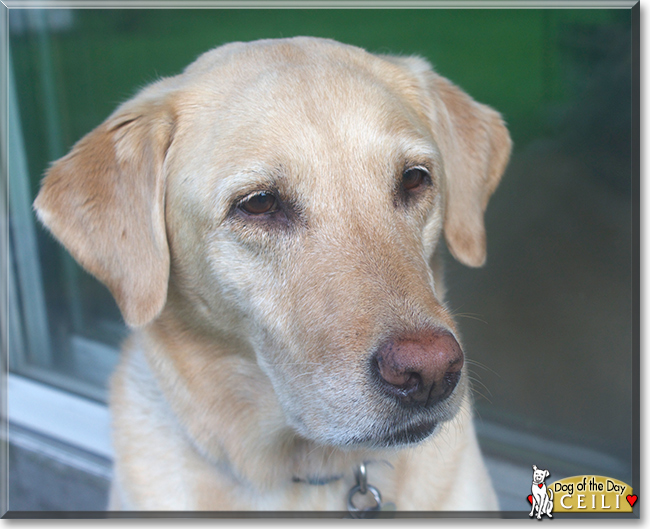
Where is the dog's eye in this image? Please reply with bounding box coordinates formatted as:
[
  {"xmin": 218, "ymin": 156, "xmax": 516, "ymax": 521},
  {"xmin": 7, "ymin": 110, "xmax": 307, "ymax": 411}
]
[
  {"xmin": 239, "ymin": 192, "xmax": 279, "ymax": 215},
  {"xmin": 402, "ymin": 168, "xmax": 428, "ymax": 191}
]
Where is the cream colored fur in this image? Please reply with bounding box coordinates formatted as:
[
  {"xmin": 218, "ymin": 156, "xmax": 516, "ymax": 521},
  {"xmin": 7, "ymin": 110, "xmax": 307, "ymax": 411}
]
[{"xmin": 34, "ymin": 37, "xmax": 511, "ymax": 512}]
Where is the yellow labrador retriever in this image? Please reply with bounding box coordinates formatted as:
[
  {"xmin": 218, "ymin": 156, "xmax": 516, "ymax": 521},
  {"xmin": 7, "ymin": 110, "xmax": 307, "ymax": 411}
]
[{"xmin": 34, "ymin": 37, "xmax": 511, "ymax": 512}]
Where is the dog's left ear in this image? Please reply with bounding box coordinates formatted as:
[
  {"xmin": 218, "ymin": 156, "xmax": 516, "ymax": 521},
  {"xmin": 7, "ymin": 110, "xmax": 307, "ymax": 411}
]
[
  {"xmin": 384, "ymin": 56, "xmax": 512, "ymax": 267},
  {"xmin": 34, "ymin": 80, "xmax": 177, "ymax": 327},
  {"xmin": 432, "ymin": 75, "xmax": 512, "ymax": 267}
]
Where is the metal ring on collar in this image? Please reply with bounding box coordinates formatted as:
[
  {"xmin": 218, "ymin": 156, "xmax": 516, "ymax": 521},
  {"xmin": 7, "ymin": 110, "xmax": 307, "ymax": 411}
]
[
  {"xmin": 356, "ymin": 462, "xmax": 368, "ymax": 494},
  {"xmin": 347, "ymin": 483, "xmax": 382, "ymax": 513}
]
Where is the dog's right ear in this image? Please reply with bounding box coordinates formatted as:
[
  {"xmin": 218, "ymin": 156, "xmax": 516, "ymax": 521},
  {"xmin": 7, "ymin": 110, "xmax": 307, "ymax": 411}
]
[
  {"xmin": 34, "ymin": 80, "xmax": 178, "ymax": 327},
  {"xmin": 533, "ymin": 465, "xmax": 538, "ymax": 471}
]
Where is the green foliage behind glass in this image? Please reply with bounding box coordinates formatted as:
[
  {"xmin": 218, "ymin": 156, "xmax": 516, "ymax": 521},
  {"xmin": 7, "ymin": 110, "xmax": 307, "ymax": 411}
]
[{"xmin": 11, "ymin": 8, "xmax": 627, "ymax": 195}]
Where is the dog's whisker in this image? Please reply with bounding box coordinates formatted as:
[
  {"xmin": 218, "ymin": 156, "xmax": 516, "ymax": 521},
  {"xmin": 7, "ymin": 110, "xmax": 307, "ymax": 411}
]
[
  {"xmin": 453, "ymin": 313, "xmax": 489, "ymax": 325},
  {"xmin": 466, "ymin": 359, "xmax": 502, "ymax": 379},
  {"xmin": 470, "ymin": 390, "xmax": 493, "ymax": 405},
  {"xmin": 264, "ymin": 361, "xmax": 322, "ymax": 367},
  {"xmin": 470, "ymin": 383, "xmax": 493, "ymax": 401},
  {"xmin": 467, "ymin": 379, "xmax": 493, "ymax": 403},
  {"xmin": 281, "ymin": 371, "xmax": 320, "ymax": 385},
  {"xmin": 467, "ymin": 375, "xmax": 494, "ymax": 399},
  {"xmin": 284, "ymin": 370, "xmax": 317, "ymax": 380}
]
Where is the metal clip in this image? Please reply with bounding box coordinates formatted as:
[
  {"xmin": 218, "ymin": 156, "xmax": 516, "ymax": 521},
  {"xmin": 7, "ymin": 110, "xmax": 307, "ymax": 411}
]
[{"xmin": 347, "ymin": 462, "xmax": 382, "ymax": 518}]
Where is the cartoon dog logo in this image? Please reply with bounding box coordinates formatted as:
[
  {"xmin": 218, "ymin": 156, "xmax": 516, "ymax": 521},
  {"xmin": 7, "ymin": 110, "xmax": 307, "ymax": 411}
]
[{"xmin": 529, "ymin": 465, "xmax": 554, "ymax": 520}]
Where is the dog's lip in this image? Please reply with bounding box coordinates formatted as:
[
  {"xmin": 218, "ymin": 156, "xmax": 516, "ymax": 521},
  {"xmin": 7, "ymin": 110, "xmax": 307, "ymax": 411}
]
[
  {"xmin": 346, "ymin": 418, "xmax": 438, "ymax": 448},
  {"xmin": 384, "ymin": 419, "xmax": 438, "ymax": 445}
]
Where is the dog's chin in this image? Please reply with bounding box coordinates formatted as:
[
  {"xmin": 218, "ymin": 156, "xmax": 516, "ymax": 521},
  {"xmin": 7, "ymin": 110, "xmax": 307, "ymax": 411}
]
[
  {"xmin": 339, "ymin": 419, "xmax": 440, "ymax": 449},
  {"xmin": 287, "ymin": 385, "xmax": 466, "ymax": 451}
]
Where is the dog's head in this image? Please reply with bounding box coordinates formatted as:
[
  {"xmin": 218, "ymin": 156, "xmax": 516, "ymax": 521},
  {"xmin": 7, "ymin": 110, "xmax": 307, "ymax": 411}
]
[
  {"xmin": 532, "ymin": 465, "xmax": 550, "ymax": 485},
  {"xmin": 35, "ymin": 37, "xmax": 510, "ymax": 449}
]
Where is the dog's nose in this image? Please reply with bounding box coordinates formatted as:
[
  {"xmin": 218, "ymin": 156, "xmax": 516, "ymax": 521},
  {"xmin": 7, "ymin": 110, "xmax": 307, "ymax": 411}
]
[{"xmin": 373, "ymin": 330, "xmax": 464, "ymax": 407}]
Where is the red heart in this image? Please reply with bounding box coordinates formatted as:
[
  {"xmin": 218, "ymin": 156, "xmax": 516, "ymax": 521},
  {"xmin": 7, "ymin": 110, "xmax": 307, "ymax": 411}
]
[
  {"xmin": 527, "ymin": 495, "xmax": 533, "ymax": 504},
  {"xmin": 626, "ymin": 494, "xmax": 637, "ymax": 507},
  {"xmin": 538, "ymin": 483, "xmax": 543, "ymax": 488}
]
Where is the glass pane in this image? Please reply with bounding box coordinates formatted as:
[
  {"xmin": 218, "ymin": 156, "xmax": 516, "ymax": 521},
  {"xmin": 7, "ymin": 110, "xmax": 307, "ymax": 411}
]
[
  {"xmin": 443, "ymin": 11, "xmax": 633, "ymax": 482},
  {"xmin": 9, "ymin": 8, "xmax": 634, "ymax": 481}
]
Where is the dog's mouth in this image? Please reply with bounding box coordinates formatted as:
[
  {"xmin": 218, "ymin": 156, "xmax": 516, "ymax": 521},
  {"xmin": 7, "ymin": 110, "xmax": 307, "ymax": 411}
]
[
  {"xmin": 345, "ymin": 418, "xmax": 439, "ymax": 448},
  {"xmin": 380, "ymin": 419, "xmax": 439, "ymax": 446}
]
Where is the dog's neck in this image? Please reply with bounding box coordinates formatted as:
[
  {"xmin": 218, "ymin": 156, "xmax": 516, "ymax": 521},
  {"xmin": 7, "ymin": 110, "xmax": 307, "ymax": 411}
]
[{"xmin": 140, "ymin": 313, "xmax": 385, "ymax": 491}]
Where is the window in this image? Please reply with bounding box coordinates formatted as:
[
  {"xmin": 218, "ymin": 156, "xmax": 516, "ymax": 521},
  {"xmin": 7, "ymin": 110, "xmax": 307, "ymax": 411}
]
[{"xmin": 8, "ymin": 6, "xmax": 636, "ymax": 497}]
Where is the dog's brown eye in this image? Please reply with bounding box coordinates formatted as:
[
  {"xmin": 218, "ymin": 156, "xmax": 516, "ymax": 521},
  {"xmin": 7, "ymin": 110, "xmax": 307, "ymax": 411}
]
[
  {"xmin": 402, "ymin": 168, "xmax": 428, "ymax": 191},
  {"xmin": 239, "ymin": 192, "xmax": 278, "ymax": 215}
]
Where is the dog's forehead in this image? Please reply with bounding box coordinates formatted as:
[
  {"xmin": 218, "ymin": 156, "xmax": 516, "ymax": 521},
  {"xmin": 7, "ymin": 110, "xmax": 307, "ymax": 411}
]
[{"xmin": 171, "ymin": 39, "xmax": 437, "ymax": 213}]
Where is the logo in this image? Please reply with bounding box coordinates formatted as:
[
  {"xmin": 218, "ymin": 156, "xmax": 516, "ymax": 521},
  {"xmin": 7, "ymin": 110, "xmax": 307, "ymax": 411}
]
[
  {"xmin": 528, "ymin": 465, "xmax": 554, "ymax": 519},
  {"xmin": 526, "ymin": 466, "xmax": 636, "ymax": 517}
]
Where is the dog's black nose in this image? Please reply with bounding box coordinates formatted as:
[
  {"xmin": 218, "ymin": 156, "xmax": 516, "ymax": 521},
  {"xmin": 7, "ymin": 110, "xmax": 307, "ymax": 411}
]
[{"xmin": 373, "ymin": 330, "xmax": 463, "ymax": 407}]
